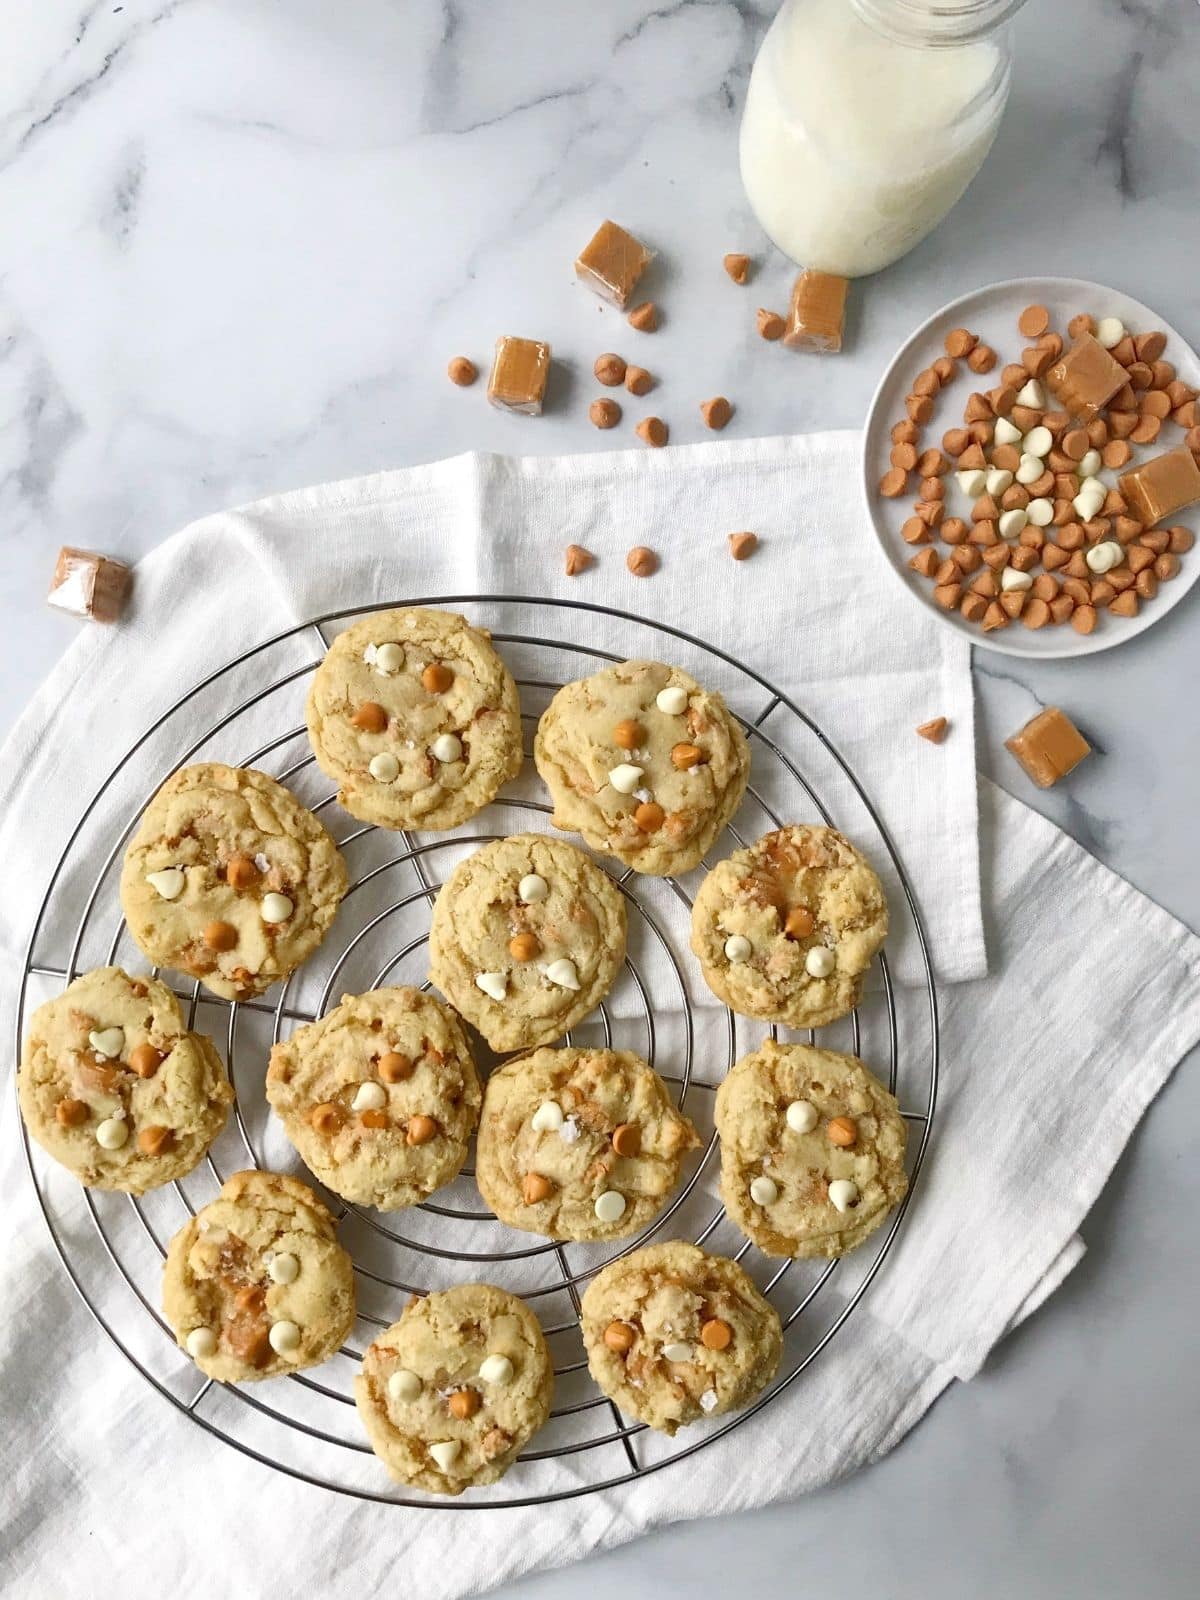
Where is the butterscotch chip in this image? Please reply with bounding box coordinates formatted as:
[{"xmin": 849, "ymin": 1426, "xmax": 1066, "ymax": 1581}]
[
  {"xmin": 564, "ymin": 543, "xmax": 593, "ymax": 577},
  {"xmin": 1071, "ymin": 604, "xmax": 1098, "ymax": 635},
  {"xmin": 47, "ymin": 547, "xmax": 132, "ymax": 623},
  {"xmin": 933, "ymin": 356, "xmax": 957, "ymax": 384},
  {"xmin": 909, "ymin": 548, "xmax": 939, "ymax": 576},
  {"xmin": 890, "ymin": 444, "xmax": 917, "ymax": 471},
  {"xmin": 1037, "ymin": 331, "xmax": 1064, "ymax": 360},
  {"xmin": 1130, "ymin": 415, "xmax": 1161, "ymax": 445},
  {"xmin": 447, "ymin": 356, "xmax": 477, "ymax": 387},
  {"xmin": 594, "ymin": 353, "xmax": 626, "ymax": 386},
  {"xmin": 723, "ymin": 252, "xmax": 752, "ymax": 284},
  {"xmin": 635, "ymin": 416, "xmax": 668, "ymax": 448},
  {"xmin": 604, "ymin": 1320, "xmax": 636, "ymax": 1353},
  {"xmin": 982, "ymin": 602, "xmax": 1009, "ymax": 631},
  {"xmin": 634, "ymin": 801, "xmax": 665, "ymax": 831},
  {"xmin": 892, "ymin": 419, "xmax": 920, "ymax": 446},
  {"xmin": 921, "ymin": 477, "xmax": 945, "ymax": 502},
  {"xmin": 1141, "ymin": 390, "xmax": 1172, "ymax": 419},
  {"xmin": 378, "ymin": 1051, "xmax": 414, "ymax": 1082},
  {"xmin": 916, "ymin": 717, "xmax": 948, "ymax": 743},
  {"xmin": 728, "ymin": 531, "xmax": 758, "ymax": 561},
  {"xmin": 1109, "ymin": 591, "xmax": 1139, "ymax": 618},
  {"xmin": 575, "ymin": 220, "xmax": 652, "ymax": 307},
  {"xmin": 901, "ymin": 517, "xmax": 928, "ymax": 545},
  {"xmin": 967, "ymin": 344, "xmax": 997, "ymax": 374},
  {"xmin": 626, "ymin": 545, "xmax": 658, "ymax": 577},
  {"xmin": 783, "ymin": 269, "xmax": 848, "ymax": 353},
  {"xmin": 701, "ymin": 1317, "xmax": 733, "ymax": 1351},
  {"xmin": 406, "ymin": 1114, "xmax": 439, "ymax": 1146},
  {"xmin": 1005, "ymin": 707, "xmax": 1091, "ymax": 789},
  {"xmin": 508, "ymin": 932, "xmax": 541, "ymax": 962},
  {"xmin": 350, "ymin": 701, "xmax": 388, "ymax": 734},
  {"xmin": 611, "ymin": 1121, "xmax": 642, "ymax": 1158},
  {"xmin": 1067, "ymin": 313, "xmax": 1096, "ymax": 339},
  {"xmin": 487, "ymin": 336, "xmax": 551, "ymax": 415},
  {"xmin": 906, "ymin": 394, "xmax": 934, "ymax": 425},
  {"xmin": 624, "ymin": 365, "xmax": 653, "ymax": 396},
  {"xmin": 203, "ymin": 920, "xmax": 237, "ymax": 952},
  {"xmin": 627, "ymin": 300, "xmax": 658, "ymax": 333},
  {"xmin": 137, "ymin": 1125, "xmax": 174, "ymax": 1157},
  {"xmin": 878, "ymin": 468, "xmax": 907, "ymax": 497},
  {"xmin": 944, "ymin": 328, "xmax": 977, "ymax": 358},
  {"xmin": 701, "ymin": 396, "xmax": 733, "ymax": 430},
  {"xmin": 960, "ymin": 593, "xmax": 988, "ymax": 622},
  {"xmin": 1119, "ymin": 446, "xmax": 1200, "ymax": 526},
  {"xmin": 917, "ymin": 448, "xmax": 949, "ymax": 476},
  {"xmin": 757, "ymin": 308, "xmax": 785, "ymax": 341},
  {"xmin": 1155, "ymin": 553, "xmax": 1181, "ymax": 580},
  {"xmin": 1018, "ymin": 304, "xmax": 1050, "ymax": 338},
  {"xmin": 942, "ymin": 427, "xmax": 970, "ymax": 457},
  {"xmin": 589, "ymin": 397, "xmax": 622, "ymax": 429}
]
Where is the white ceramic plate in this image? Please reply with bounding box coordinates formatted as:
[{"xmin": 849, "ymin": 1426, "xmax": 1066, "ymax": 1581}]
[{"xmin": 861, "ymin": 276, "xmax": 1200, "ymax": 658}]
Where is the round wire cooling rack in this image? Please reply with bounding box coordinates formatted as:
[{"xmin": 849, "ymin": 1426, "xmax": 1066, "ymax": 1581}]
[{"xmin": 16, "ymin": 595, "xmax": 939, "ymax": 1508}]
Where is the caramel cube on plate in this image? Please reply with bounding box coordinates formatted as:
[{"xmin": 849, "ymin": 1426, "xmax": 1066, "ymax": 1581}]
[
  {"xmin": 574, "ymin": 220, "xmax": 652, "ymax": 308},
  {"xmin": 1046, "ymin": 334, "xmax": 1126, "ymax": 420},
  {"xmin": 783, "ymin": 269, "xmax": 848, "ymax": 353},
  {"xmin": 1004, "ymin": 707, "xmax": 1091, "ymax": 789},
  {"xmin": 46, "ymin": 546, "xmax": 132, "ymax": 622},
  {"xmin": 1118, "ymin": 445, "xmax": 1200, "ymax": 527},
  {"xmin": 487, "ymin": 336, "xmax": 551, "ymax": 416}
]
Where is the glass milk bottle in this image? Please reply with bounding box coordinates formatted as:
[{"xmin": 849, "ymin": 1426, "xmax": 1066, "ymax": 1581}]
[{"xmin": 739, "ymin": 0, "xmax": 1026, "ymax": 277}]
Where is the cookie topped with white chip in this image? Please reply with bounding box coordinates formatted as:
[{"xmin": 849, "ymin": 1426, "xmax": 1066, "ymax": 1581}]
[
  {"xmin": 265, "ymin": 987, "xmax": 481, "ymax": 1212},
  {"xmin": 162, "ymin": 1169, "xmax": 356, "ymax": 1384},
  {"xmin": 17, "ymin": 966, "xmax": 233, "ymax": 1193},
  {"xmin": 534, "ymin": 660, "xmax": 750, "ymax": 876},
  {"xmin": 690, "ymin": 825, "xmax": 888, "ymax": 1028},
  {"xmin": 475, "ymin": 1046, "xmax": 700, "ymax": 1241},
  {"xmin": 306, "ymin": 607, "xmax": 523, "ymax": 831},
  {"xmin": 428, "ymin": 834, "xmax": 627, "ymax": 1053},
  {"xmin": 715, "ymin": 1040, "xmax": 908, "ymax": 1259},
  {"xmin": 580, "ymin": 1241, "xmax": 782, "ymax": 1436},
  {"xmin": 355, "ymin": 1283, "xmax": 554, "ymax": 1495},
  {"xmin": 119, "ymin": 763, "xmax": 348, "ymax": 1003}
]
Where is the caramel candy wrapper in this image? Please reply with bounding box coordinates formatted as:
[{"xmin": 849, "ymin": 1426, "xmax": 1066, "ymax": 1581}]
[
  {"xmin": 1046, "ymin": 334, "xmax": 1126, "ymax": 420},
  {"xmin": 487, "ymin": 336, "xmax": 551, "ymax": 416},
  {"xmin": 783, "ymin": 269, "xmax": 848, "ymax": 354},
  {"xmin": 1118, "ymin": 446, "xmax": 1200, "ymax": 528},
  {"xmin": 46, "ymin": 546, "xmax": 132, "ymax": 623},
  {"xmin": 574, "ymin": 220, "xmax": 653, "ymax": 308},
  {"xmin": 1005, "ymin": 707, "xmax": 1091, "ymax": 790}
]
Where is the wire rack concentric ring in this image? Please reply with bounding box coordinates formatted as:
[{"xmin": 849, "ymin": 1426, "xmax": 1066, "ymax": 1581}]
[{"xmin": 16, "ymin": 596, "xmax": 939, "ymax": 1506}]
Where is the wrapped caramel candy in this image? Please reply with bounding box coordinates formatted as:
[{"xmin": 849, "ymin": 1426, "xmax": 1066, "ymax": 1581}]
[
  {"xmin": 574, "ymin": 220, "xmax": 653, "ymax": 308},
  {"xmin": 1118, "ymin": 446, "xmax": 1200, "ymax": 528},
  {"xmin": 1005, "ymin": 707, "xmax": 1091, "ymax": 789},
  {"xmin": 46, "ymin": 547, "xmax": 132, "ymax": 622},
  {"xmin": 487, "ymin": 337, "xmax": 551, "ymax": 416},
  {"xmin": 783, "ymin": 269, "xmax": 848, "ymax": 353},
  {"xmin": 1045, "ymin": 334, "xmax": 1126, "ymax": 420}
]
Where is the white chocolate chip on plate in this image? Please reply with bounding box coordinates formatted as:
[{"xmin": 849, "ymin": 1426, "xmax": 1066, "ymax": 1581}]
[
  {"xmin": 352, "ymin": 1081, "xmax": 387, "ymax": 1112},
  {"xmin": 1022, "ymin": 426, "xmax": 1053, "ymax": 459},
  {"xmin": 368, "ymin": 752, "xmax": 400, "ymax": 783},
  {"xmin": 431, "ymin": 733, "xmax": 463, "ymax": 763},
  {"xmin": 1015, "ymin": 378, "xmax": 1045, "ymax": 408},
  {"xmin": 723, "ymin": 934, "xmax": 752, "ymax": 963},
  {"xmin": 268, "ymin": 1319, "xmax": 301, "ymax": 1357},
  {"xmin": 656, "ymin": 686, "xmax": 688, "ymax": 715},
  {"xmin": 518, "ymin": 873, "xmax": 548, "ymax": 904},
  {"xmin": 267, "ymin": 1251, "xmax": 300, "ymax": 1285},
  {"xmin": 998, "ymin": 508, "xmax": 1028, "ymax": 539},
  {"xmin": 89, "ymin": 1027, "xmax": 125, "ymax": 1059},
  {"xmin": 785, "ymin": 1099, "xmax": 819, "ymax": 1134},
  {"xmin": 993, "ymin": 416, "xmax": 1022, "ymax": 446},
  {"xmin": 530, "ymin": 1100, "xmax": 564, "ymax": 1132},
  {"xmin": 607, "ymin": 763, "xmax": 644, "ymax": 794},
  {"xmin": 593, "ymin": 1190, "xmax": 627, "ymax": 1223},
  {"xmin": 1000, "ymin": 568, "xmax": 1033, "ymax": 592},
  {"xmin": 1077, "ymin": 448, "xmax": 1102, "ymax": 479},
  {"xmin": 985, "ymin": 468, "xmax": 1013, "ymax": 496},
  {"xmin": 828, "ymin": 1178, "xmax": 859, "ymax": 1214},
  {"xmin": 478, "ymin": 1354, "xmax": 514, "ymax": 1385},
  {"xmin": 805, "ymin": 947, "xmax": 835, "ymax": 978},
  {"xmin": 749, "ymin": 1175, "xmax": 779, "ymax": 1206},
  {"xmin": 1086, "ymin": 541, "xmax": 1124, "ymax": 574},
  {"xmin": 474, "ymin": 971, "xmax": 507, "ymax": 1002},
  {"xmin": 388, "ymin": 1368, "xmax": 423, "ymax": 1402},
  {"xmin": 544, "ymin": 958, "xmax": 581, "ymax": 990},
  {"xmin": 1096, "ymin": 316, "xmax": 1125, "ymax": 349},
  {"xmin": 260, "ymin": 892, "xmax": 294, "ymax": 923},
  {"xmin": 1015, "ymin": 453, "xmax": 1043, "ymax": 486},
  {"xmin": 185, "ymin": 1327, "xmax": 217, "ymax": 1360},
  {"xmin": 146, "ymin": 867, "xmax": 185, "ymax": 900},
  {"xmin": 956, "ymin": 468, "xmax": 986, "ymax": 498},
  {"xmin": 1026, "ymin": 497, "xmax": 1054, "ymax": 527}
]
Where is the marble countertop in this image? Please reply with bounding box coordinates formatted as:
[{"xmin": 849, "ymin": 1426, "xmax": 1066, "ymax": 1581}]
[{"xmin": 2, "ymin": 1, "xmax": 1197, "ymax": 1595}]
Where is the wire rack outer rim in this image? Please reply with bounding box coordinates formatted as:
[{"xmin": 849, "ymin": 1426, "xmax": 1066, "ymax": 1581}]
[{"xmin": 15, "ymin": 593, "xmax": 940, "ymax": 1510}]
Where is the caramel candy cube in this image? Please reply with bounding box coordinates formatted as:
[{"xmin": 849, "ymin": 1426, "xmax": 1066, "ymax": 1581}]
[
  {"xmin": 46, "ymin": 546, "xmax": 132, "ymax": 622},
  {"xmin": 574, "ymin": 220, "xmax": 652, "ymax": 308},
  {"xmin": 783, "ymin": 269, "xmax": 848, "ymax": 354},
  {"xmin": 1004, "ymin": 707, "xmax": 1091, "ymax": 789},
  {"xmin": 487, "ymin": 336, "xmax": 551, "ymax": 416},
  {"xmin": 1046, "ymin": 334, "xmax": 1126, "ymax": 420},
  {"xmin": 1118, "ymin": 445, "xmax": 1200, "ymax": 528}
]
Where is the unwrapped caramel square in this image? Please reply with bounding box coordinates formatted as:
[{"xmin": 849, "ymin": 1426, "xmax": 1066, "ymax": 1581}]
[
  {"xmin": 783, "ymin": 269, "xmax": 848, "ymax": 353},
  {"xmin": 1118, "ymin": 445, "xmax": 1200, "ymax": 527},
  {"xmin": 46, "ymin": 546, "xmax": 132, "ymax": 622},
  {"xmin": 1005, "ymin": 707, "xmax": 1091, "ymax": 789},
  {"xmin": 487, "ymin": 336, "xmax": 551, "ymax": 416},
  {"xmin": 1046, "ymin": 334, "xmax": 1126, "ymax": 419},
  {"xmin": 574, "ymin": 220, "xmax": 652, "ymax": 308}
]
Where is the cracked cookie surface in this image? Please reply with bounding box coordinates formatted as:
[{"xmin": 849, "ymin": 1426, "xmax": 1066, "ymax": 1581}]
[
  {"xmin": 266, "ymin": 987, "xmax": 481, "ymax": 1211},
  {"xmin": 306, "ymin": 607, "xmax": 523, "ymax": 830},
  {"xmin": 18, "ymin": 966, "xmax": 233, "ymax": 1193},
  {"xmin": 534, "ymin": 660, "xmax": 750, "ymax": 876},
  {"xmin": 581, "ymin": 1241, "xmax": 782, "ymax": 1436},
  {"xmin": 119, "ymin": 763, "xmax": 347, "ymax": 1002},
  {"xmin": 691, "ymin": 825, "xmax": 888, "ymax": 1028},
  {"xmin": 475, "ymin": 1047, "xmax": 700, "ymax": 1241},
  {"xmin": 428, "ymin": 834, "xmax": 627, "ymax": 1052},
  {"xmin": 355, "ymin": 1283, "xmax": 553, "ymax": 1495},
  {"xmin": 715, "ymin": 1040, "xmax": 908, "ymax": 1259},
  {"xmin": 162, "ymin": 1169, "xmax": 356, "ymax": 1384}
]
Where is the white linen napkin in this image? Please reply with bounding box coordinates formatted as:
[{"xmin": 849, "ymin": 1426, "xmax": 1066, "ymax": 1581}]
[{"xmin": 2, "ymin": 434, "xmax": 1198, "ymax": 1600}]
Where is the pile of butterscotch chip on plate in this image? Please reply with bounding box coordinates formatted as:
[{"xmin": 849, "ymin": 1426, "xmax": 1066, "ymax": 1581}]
[{"xmin": 878, "ymin": 307, "xmax": 1200, "ymax": 635}]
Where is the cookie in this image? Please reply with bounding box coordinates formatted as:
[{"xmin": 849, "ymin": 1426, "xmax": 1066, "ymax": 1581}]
[
  {"xmin": 355, "ymin": 1283, "xmax": 553, "ymax": 1495},
  {"xmin": 265, "ymin": 987, "xmax": 481, "ymax": 1211},
  {"xmin": 691, "ymin": 825, "xmax": 888, "ymax": 1028},
  {"xmin": 534, "ymin": 660, "xmax": 750, "ymax": 876},
  {"xmin": 580, "ymin": 1242, "xmax": 782, "ymax": 1436},
  {"xmin": 475, "ymin": 1047, "xmax": 700, "ymax": 1241},
  {"xmin": 428, "ymin": 834, "xmax": 627, "ymax": 1053},
  {"xmin": 119, "ymin": 763, "xmax": 347, "ymax": 1003},
  {"xmin": 715, "ymin": 1040, "xmax": 908, "ymax": 1259},
  {"xmin": 162, "ymin": 1169, "xmax": 356, "ymax": 1383},
  {"xmin": 306, "ymin": 607, "xmax": 523, "ymax": 830},
  {"xmin": 17, "ymin": 966, "xmax": 233, "ymax": 1194}
]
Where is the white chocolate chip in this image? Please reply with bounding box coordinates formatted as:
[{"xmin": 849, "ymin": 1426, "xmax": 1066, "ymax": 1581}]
[
  {"xmin": 89, "ymin": 1027, "xmax": 125, "ymax": 1059},
  {"xmin": 1077, "ymin": 449, "xmax": 1102, "ymax": 479},
  {"xmin": 723, "ymin": 934, "xmax": 752, "ymax": 963},
  {"xmin": 1026, "ymin": 497, "xmax": 1054, "ymax": 527},
  {"xmin": 607, "ymin": 762, "xmax": 644, "ymax": 795},
  {"xmin": 268, "ymin": 1319, "xmax": 301, "ymax": 1357},
  {"xmin": 352, "ymin": 1081, "xmax": 387, "ymax": 1112},
  {"xmin": 368, "ymin": 752, "xmax": 400, "ymax": 783},
  {"xmin": 260, "ymin": 892, "xmax": 294, "ymax": 923},
  {"xmin": 544, "ymin": 958, "xmax": 581, "ymax": 991},
  {"xmin": 805, "ymin": 947, "xmax": 835, "ymax": 978},
  {"xmin": 479, "ymin": 1354, "xmax": 514, "ymax": 1385},
  {"xmin": 1073, "ymin": 478, "xmax": 1107, "ymax": 520},
  {"xmin": 656, "ymin": 686, "xmax": 688, "ymax": 715},
  {"xmin": 1000, "ymin": 568, "xmax": 1033, "ymax": 592},
  {"xmin": 95, "ymin": 1117, "xmax": 128, "ymax": 1150},
  {"xmin": 632, "ymin": 787, "xmax": 653, "ymax": 804},
  {"xmin": 531, "ymin": 1100, "xmax": 564, "ymax": 1133},
  {"xmin": 985, "ymin": 468, "xmax": 1013, "ymax": 496},
  {"xmin": 1022, "ymin": 426, "xmax": 1053, "ymax": 459},
  {"xmin": 146, "ymin": 867, "xmax": 185, "ymax": 900},
  {"xmin": 992, "ymin": 416, "xmax": 1022, "ymax": 446},
  {"xmin": 956, "ymin": 468, "xmax": 986, "ymax": 498},
  {"xmin": 373, "ymin": 642, "xmax": 403, "ymax": 675},
  {"xmin": 828, "ymin": 1178, "xmax": 859, "ymax": 1214},
  {"xmin": 593, "ymin": 1190, "xmax": 627, "ymax": 1223},
  {"xmin": 661, "ymin": 1341, "xmax": 693, "ymax": 1363},
  {"xmin": 559, "ymin": 1116, "xmax": 581, "ymax": 1144},
  {"xmin": 1080, "ymin": 474, "xmax": 1106, "ymax": 500},
  {"xmin": 388, "ymin": 1368, "xmax": 423, "ymax": 1402},
  {"xmin": 785, "ymin": 1099, "xmax": 819, "ymax": 1134},
  {"xmin": 1015, "ymin": 378, "xmax": 1045, "ymax": 409},
  {"xmin": 186, "ymin": 1327, "xmax": 217, "ymax": 1360},
  {"xmin": 429, "ymin": 1440, "xmax": 461, "ymax": 1472},
  {"xmin": 1015, "ymin": 453, "xmax": 1043, "ymax": 486},
  {"xmin": 518, "ymin": 873, "xmax": 549, "ymax": 904},
  {"xmin": 1086, "ymin": 540, "xmax": 1124, "ymax": 574},
  {"xmin": 998, "ymin": 508, "xmax": 1028, "ymax": 539},
  {"xmin": 699, "ymin": 1388, "xmax": 719, "ymax": 1414},
  {"xmin": 475, "ymin": 971, "xmax": 507, "ymax": 1002},
  {"xmin": 1096, "ymin": 316, "xmax": 1125, "ymax": 350},
  {"xmin": 749, "ymin": 1175, "xmax": 779, "ymax": 1206},
  {"xmin": 268, "ymin": 1251, "xmax": 300, "ymax": 1285},
  {"xmin": 431, "ymin": 733, "xmax": 463, "ymax": 764}
]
